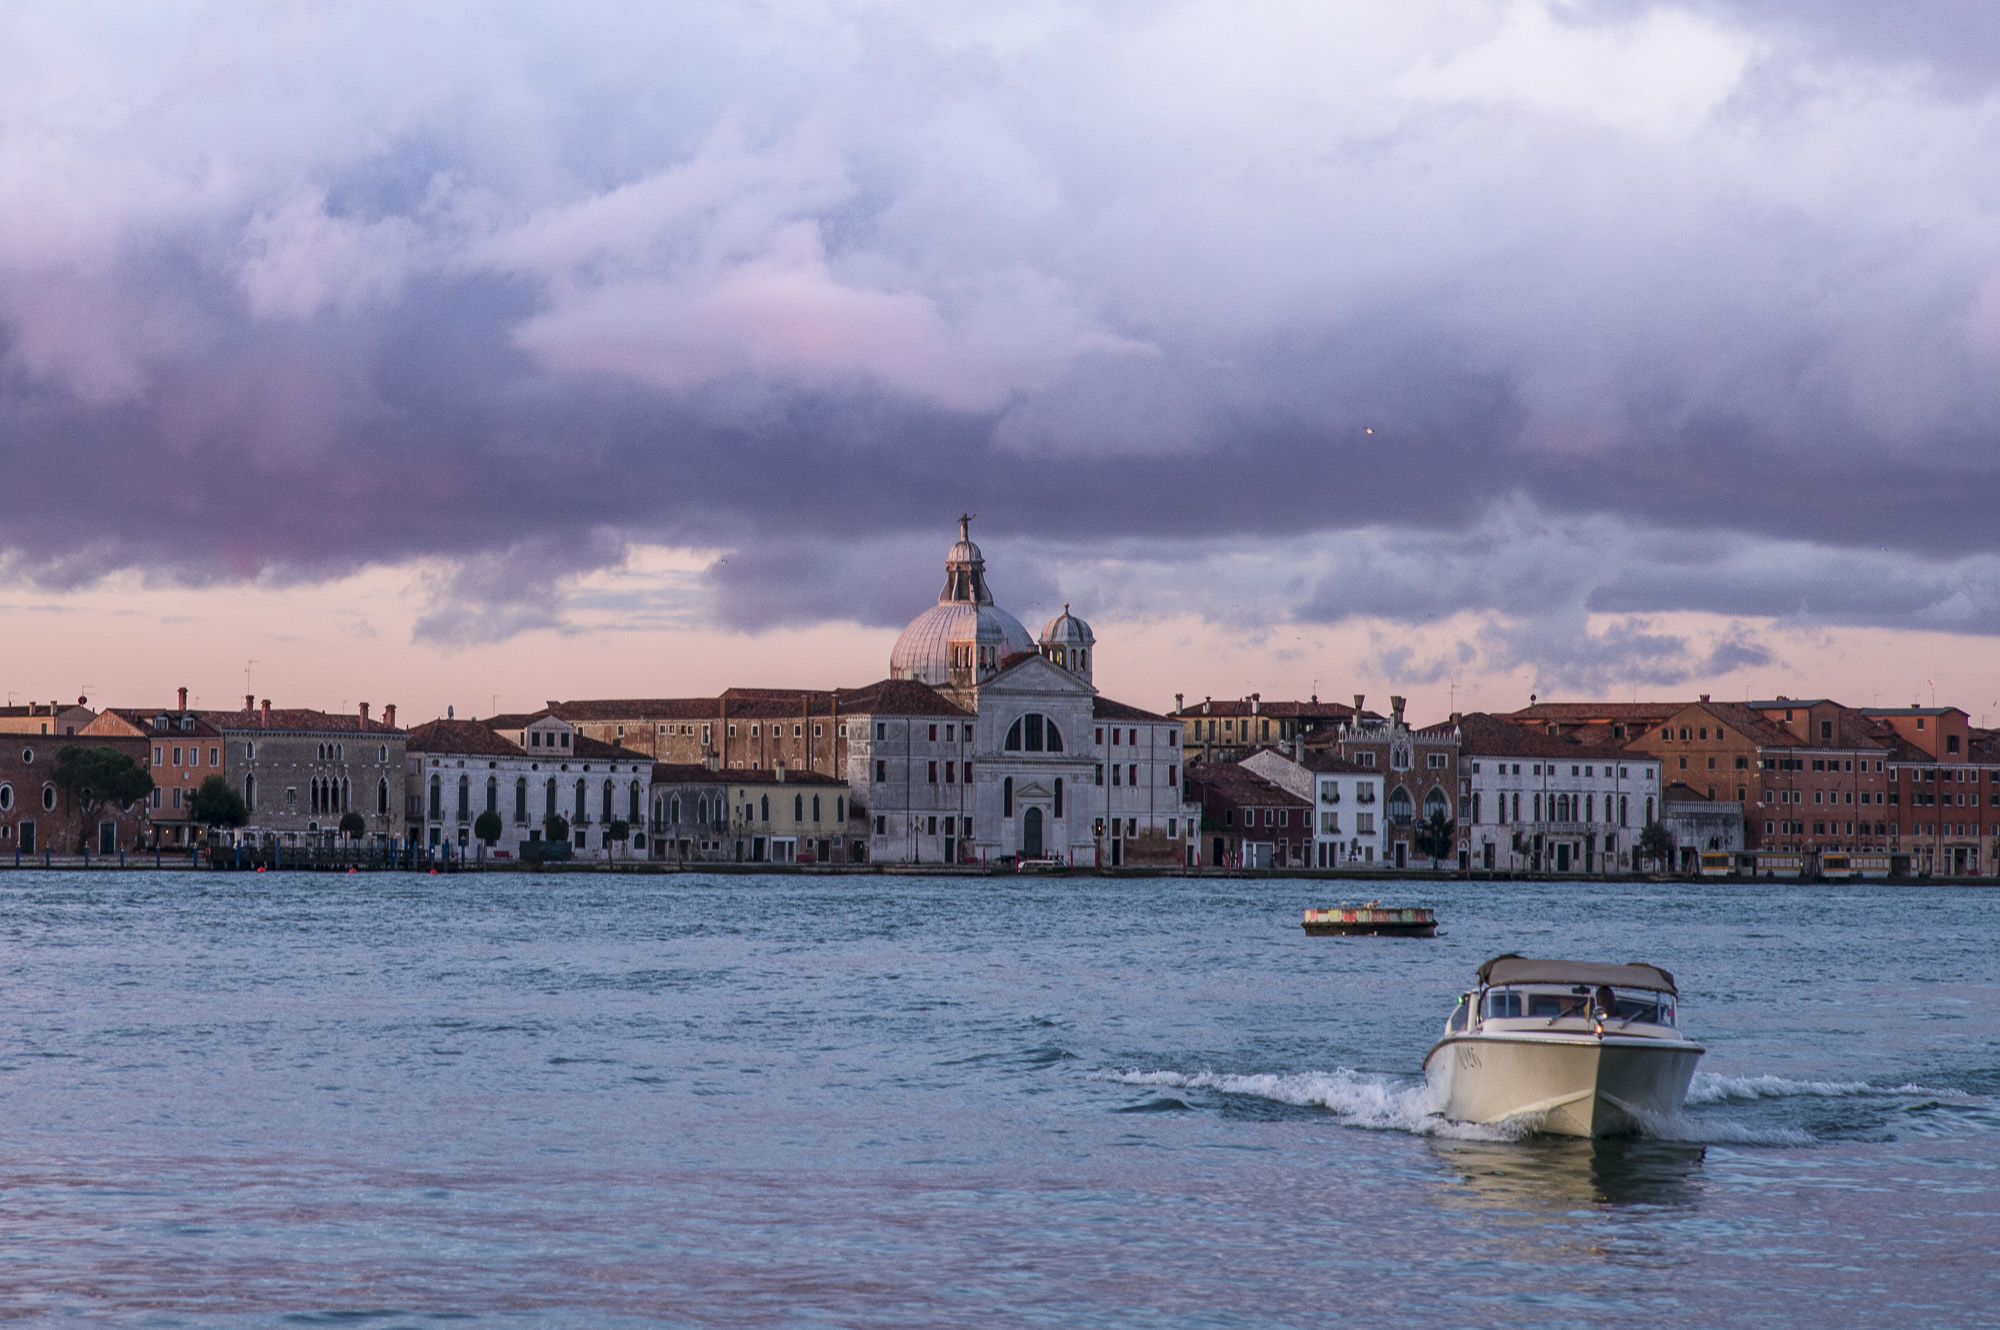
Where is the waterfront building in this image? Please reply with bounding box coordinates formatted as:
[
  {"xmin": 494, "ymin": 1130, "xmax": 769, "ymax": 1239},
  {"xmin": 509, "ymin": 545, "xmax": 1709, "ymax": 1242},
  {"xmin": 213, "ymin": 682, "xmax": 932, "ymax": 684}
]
[
  {"xmin": 1456, "ymin": 713, "xmax": 1659, "ymax": 874},
  {"xmin": 1862, "ymin": 705, "xmax": 1995, "ymax": 876},
  {"xmin": 871, "ymin": 518, "xmax": 1197, "ymax": 866},
  {"xmin": 195, "ymin": 697, "xmax": 408, "ymax": 847},
  {"xmin": 1333, "ymin": 697, "xmax": 1461, "ymax": 869},
  {"xmin": 649, "ymin": 763, "xmax": 852, "ymax": 864},
  {"xmin": 1169, "ymin": 695, "xmax": 1368, "ymax": 766},
  {"xmin": 448, "ymin": 712, "xmax": 654, "ymax": 860},
  {"xmin": 1238, "ymin": 746, "xmax": 1384, "ymax": 866},
  {"xmin": 0, "ymin": 724, "xmax": 152, "ymax": 855},
  {"xmin": 1184, "ymin": 761, "xmax": 1312, "ymax": 868},
  {"xmin": 0, "ymin": 699, "xmax": 96, "ymax": 736},
  {"xmin": 89, "ymin": 699, "xmax": 225, "ymax": 846},
  {"xmin": 1661, "ymin": 782, "xmax": 1746, "ymax": 866}
]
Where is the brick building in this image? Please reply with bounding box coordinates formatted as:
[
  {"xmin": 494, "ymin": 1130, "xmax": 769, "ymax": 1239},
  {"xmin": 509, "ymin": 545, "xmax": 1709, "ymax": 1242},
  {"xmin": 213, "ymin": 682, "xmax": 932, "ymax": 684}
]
[
  {"xmin": 0, "ymin": 729, "xmax": 153, "ymax": 856},
  {"xmin": 1170, "ymin": 695, "xmax": 1368, "ymax": 766},
  {"xmin": 1186, "ymin": 761, "xmax": 1312, "ymax": 868},
  {"xmin": 1333, "ymin": 696, "xmax": 1461, "ymax": 869}
]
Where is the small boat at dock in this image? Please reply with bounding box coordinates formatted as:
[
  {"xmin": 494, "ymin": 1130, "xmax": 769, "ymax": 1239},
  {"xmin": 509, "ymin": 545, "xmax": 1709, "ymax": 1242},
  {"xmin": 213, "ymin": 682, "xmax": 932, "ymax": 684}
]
[{"xmin": 1302, "ymin": 902, "xmax": 1436, "ymax": 937}]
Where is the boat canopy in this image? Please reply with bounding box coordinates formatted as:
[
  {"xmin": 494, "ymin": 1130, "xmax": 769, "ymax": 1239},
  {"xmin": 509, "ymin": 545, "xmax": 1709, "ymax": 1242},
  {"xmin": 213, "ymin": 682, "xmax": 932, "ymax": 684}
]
[{"xmin": 1476, "ymin": 954, "xmax": 1678, "ymax": 995}]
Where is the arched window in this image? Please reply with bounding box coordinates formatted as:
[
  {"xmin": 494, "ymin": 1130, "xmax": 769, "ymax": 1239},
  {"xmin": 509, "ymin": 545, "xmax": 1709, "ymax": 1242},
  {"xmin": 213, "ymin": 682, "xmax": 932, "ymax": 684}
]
[
  {"xmin": 812, "ymin": 794, "xmax": 821, "ymax": 823},
  {"xmin": 794, "ymin": 793, "xmax": 804, "ymax": 822},
  {"xmin": 836, "ymin": 796, "xmax": 844, "ymax": 823},
  {"xmin": 454, "ymin": 775, "xmax": 467, "ymax": 820},
  {"xmin": 429, "ymin": 775, "xmax": 441, "ymax": 820},
  {"xmin": 670, "ymin": 796, "xmax": 680, "ymax": 824},
  {"xmin": 41, "ymin": 784, "xmax": 55, "ymax": 811},
  {"xmin": 545, "ymin": 778, "xmax": 557, "ymax": 820},
  {"xmin": 1003, "ymin": 714, "xmax": 1064, "ymax": 753},
  {"xmin": 1423, "ymin": 788, "xmax": 1448, "ymax": 822},
  {"xmin": 1003, "ymin": 777, "xmax": 1014, "ymax": 818},
  {"xmin": 602, "ymin": 781, "xmax": 614, "ymax": 822},
  {"xmin": 629, "ymin": 782, "xmax": 641, "ymax": 822},
  {"xmin": 575, "ymin": 779, "xmax": 588, "ymax": 821},
  {"xmin": 1054, "ymin": 777, "xmax": 1064, "ymax": 818},
  {"xmin": 760, "ymin": 794, "xmax": 770, "ymax": 822},
  {"xmin": 244, "ymin": 775, "xmax": 255, "ymax": 812},
  {"xmin": 1386, "ymin": 786, "xmax": 1413, "ymax": 825},
  {"xmin": 0, "ymin": 783, "xmax": 11, "ymax": 812},
  {"xmin": 485, "ymin": 777, "xmax": 498, "ymax": 814},
  {"xmin": 514, "ymin": 777, "xmax": 527, "ymax": 822},
  {"xmin": 378, "ymin": 778, "xmax": 389, "ymax": 815},
  {"xmin": 698, "ymin": 796, "xmax": 708, "ymax": 825}
]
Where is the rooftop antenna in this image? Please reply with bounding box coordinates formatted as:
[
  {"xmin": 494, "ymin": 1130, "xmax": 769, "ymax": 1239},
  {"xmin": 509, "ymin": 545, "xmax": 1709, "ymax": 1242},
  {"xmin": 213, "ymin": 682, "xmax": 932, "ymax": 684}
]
[
  {"xmin": 244, "ymin": 659, "xmax": 258, "ymax": 696},
  {"xmin": 492, "ymin": 694, "xmax": 500, "ymax": 715}
]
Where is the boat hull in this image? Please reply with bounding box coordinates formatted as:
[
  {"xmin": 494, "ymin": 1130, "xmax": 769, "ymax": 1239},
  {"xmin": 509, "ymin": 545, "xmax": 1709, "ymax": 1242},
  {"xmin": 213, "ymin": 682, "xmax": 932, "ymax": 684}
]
[
  {"xmin": 1423, "ymin": 1034, "xmax": 1702, "ymax": 1137},
  {"xmin": 1302, "ymin": 921, "xmax": 1436, "ymax": 937}
]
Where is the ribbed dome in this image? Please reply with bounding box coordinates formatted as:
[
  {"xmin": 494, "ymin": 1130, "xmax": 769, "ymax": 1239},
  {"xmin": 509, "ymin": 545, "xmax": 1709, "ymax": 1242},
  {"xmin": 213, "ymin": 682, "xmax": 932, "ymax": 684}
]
[
  {"xmin": 890, "ymin": 602, "xmax": 1035, "ymax": 685},
  {"xmin": 889, "ymin": 515, "xmax": 1036, "ymax": 686},
  {"xmin": 1038, "ymin": 605, "xmax": 1094, "ymax": 648}
]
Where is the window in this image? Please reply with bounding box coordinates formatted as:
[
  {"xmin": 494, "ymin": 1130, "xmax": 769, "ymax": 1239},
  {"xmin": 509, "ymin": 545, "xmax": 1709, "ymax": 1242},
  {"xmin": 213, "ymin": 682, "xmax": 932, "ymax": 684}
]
[
  {"xmin": 1055, "ymin": 778, "xmax": 1064, "ymax": 818},
  {"xmin": 1111, "ymin": 764, "xmax": 1121, "ymax": 786},
  {"xmin": 43, "ymin": 784, "xmax": 57, "ymax": 811},
  {"xmin": 1094, "ymin": 764, "xmax": 1104, "ymax": 786},
  {"xmin": 1004, "ymin": 714, "xmax": 1064, "ymax": 753},
  {"xmin": 429, "ymin": 775, "xmax": 441, "ymax": 820},
  {"xmin": 1129, "ymin": 764, "xmax": 1138, "ymax": 786},
  {"xmin": 875, "ymin": 723, "xmax": 886, "ymax": 740},
  {"xmin": 928, "ymin": 725, "xmax": 938, "ymax": 742},
  {"xmin": 1427, "ymin": 753, "xmax": 1445, "ymax": 769},
  {"xmin": 928, "ymin": 761, "xmax": 938, "ymax": 784},
  {"xmin": 875, "ymin": 760, "xmax": 887, "ymax": 782},
  {"xmin": 794, "ymin": 793, "xmax": 804, "ymax": 822},
  {"xmin": 1948, "ymin": 735, "xmax": 1961, "ymax": 754},
  {"xmin": 811, "ymin": 794, "xmax": 821, "ymax": 823},
  {"xmin": 1003, "ymin": 777, "xmax": 1014, "ymax": 818}
]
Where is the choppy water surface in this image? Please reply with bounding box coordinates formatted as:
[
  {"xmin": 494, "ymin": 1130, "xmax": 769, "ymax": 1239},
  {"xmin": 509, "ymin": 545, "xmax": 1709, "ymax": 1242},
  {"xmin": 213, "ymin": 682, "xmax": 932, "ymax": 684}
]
[{"xmin": 0, "ymin": 873, "xmax": 1994, "ymax": 1327}]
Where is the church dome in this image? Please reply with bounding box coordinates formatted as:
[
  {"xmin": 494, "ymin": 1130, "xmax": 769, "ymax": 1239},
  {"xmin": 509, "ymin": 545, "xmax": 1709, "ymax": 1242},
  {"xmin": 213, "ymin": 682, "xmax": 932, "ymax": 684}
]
[
  {"xmin": 1037, "ymin": 604, "xmax": 1094, "ymax": 681},
  {"xmin": 1038, "ymin": 605, "xmax": 1094, "ymax": 649},
  {"xmin": 890, "ymin": 517, "xmax": 1034, "ymax": 687}
]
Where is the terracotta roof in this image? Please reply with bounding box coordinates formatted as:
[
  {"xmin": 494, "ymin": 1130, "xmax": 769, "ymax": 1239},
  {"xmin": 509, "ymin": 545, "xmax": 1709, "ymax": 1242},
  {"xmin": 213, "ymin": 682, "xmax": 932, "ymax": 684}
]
[
  {"xmin": 197, "ymin": 707, "xmax": 405, "ymax": 735},
  {"xmin": 649, "ymin": 762, "xmax": 846, "ymax": 786},
  {"xmin": 1662, "ymin": 781, "xmax": 1716, "ymax": 802},
  {"xmin": 102, "ymin": 707, "xmax": 224, "ymax": 738},
  {"xmin": 549, "ymin": 698, "xmax": 714, "ymax": 722},
  {"xmin": 484, "ymin": 712, "xmax": 552, "ymax": 730},
  {"xmin": 1456, "ymin": 712, "xmax": 1618, "ymax": 759},
  {"xmin": 1510, "ymin": 701, "xmax": 1684, "ymax": 722},
  {"xmin": 1093, "ymin": 696, "xmax": 1169, "ymax": 722},
  {"xmin": 1185, "ymin": 761, "xmax": 1311, "ymax": 807},
  {"xmin": 831, "ymin": 679, "xmax": 970, "ymax": 718},
  {"xmin": 406, "ymin": 719, "xmax": 527, "ymax": 758},
  {"xmin": 573, "ymin": 734, "xmax": 646, "ymax": 761},
  {"xmin": 1167, "ymin": 698, "xmax": 1363, "ymax": 720}
]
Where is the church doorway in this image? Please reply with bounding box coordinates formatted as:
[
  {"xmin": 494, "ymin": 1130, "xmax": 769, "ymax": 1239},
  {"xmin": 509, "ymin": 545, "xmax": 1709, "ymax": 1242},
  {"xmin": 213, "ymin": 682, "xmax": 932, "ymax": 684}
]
[{"xmin": 1023, "ymin": 806, "xmax": 1044, "ymax": 858}]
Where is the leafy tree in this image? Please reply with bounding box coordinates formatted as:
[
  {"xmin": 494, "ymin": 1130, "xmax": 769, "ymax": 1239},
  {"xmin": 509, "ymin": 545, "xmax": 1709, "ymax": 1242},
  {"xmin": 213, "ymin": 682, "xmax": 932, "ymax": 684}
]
[
  {"xmin": 190, "ymin": 774, "xmax": 246, "ymax": 829},
  {"xmin": 474, "ymin": 810, "xmax": 503, "ymax": 846},
  {"xmin": 54, "ymin": 746, "xmax": 155, "ymax": 852},
  {"xmin": 338, "ymin": 811, "xmax": 366, "ymax": 840},
  {"xmin": 1413, "ymin": 808, "xmax": 1455, "ymax": 869},
  {"xmin": 544, "ymin": 814, "xmax": 570, "ymax": 844},
  {"xmin": 608, "ymin": 818, "xmax": 630, "ymax": 844},
  {"xmin": 1639, "ymin": 820, "xmax": 1675, "ymax": 870}
]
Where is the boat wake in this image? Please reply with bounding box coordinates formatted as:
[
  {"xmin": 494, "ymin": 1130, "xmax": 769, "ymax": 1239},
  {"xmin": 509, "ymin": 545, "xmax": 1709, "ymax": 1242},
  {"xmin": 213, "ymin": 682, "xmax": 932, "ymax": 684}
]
[
  {"xmin": 1686, "ymin": 1072, "xmax": 1970, "ymax": 1105},
  {"xmin": 1108, "ymin": 1068, "xmax": 1527, "ymax": 1141},
  {"xmin": 1109, "ymin": 1067, "xmax": 1965, "ymax": 1146}
]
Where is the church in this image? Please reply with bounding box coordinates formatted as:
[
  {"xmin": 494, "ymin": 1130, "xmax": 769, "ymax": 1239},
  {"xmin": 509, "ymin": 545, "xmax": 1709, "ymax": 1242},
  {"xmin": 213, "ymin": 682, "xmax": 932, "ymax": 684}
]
[{"xmin": 849, "ymin": 517, "xmax": 1198, "ymax": 867}]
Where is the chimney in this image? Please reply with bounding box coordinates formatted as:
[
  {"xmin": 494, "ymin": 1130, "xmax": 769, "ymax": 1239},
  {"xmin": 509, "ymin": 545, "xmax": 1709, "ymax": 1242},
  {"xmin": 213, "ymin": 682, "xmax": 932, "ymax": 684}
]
[
  {"xmin": 260, "ymin": 699, "xmax": 271, "ymax": 727},
  {"xmin": 1450, "ymin": 711, "xmax": 1461, "ymax": 726},
  {"xmin": 1700, "ymin": 694, "xmax": 1710, "ymax": 703},
  {"xmin": 1174, "ymin": 693, "xmax": 1184, "ymax": 713},
  {"xmin": 1202, "ymin": 697, "xmax": 1211, "ymax": 715},
  {"xmin": 383, "ymin": 703, "xmax": 396, "ymax": 729},
  {"xmin": 1252, "ymin": 693, "xmax": 1261, "ymax": 715},
  {"xmin": 359, "ymin": 701, "xmax": 370, "ymax": 726},
  {"xmin": 1390, "ymin": 695, "xmax": 1406, "ymax": 726},
  {"xmin": 1353, "ymin": 694, "xmax": 1365, "ymax": 715},
  {"xmin": 245, "ymin": 694, "xmax": 255, "ymax": 713},
  {"xmin": 177, "ymin": 686, "xmax": 188, "ymax": 711}
]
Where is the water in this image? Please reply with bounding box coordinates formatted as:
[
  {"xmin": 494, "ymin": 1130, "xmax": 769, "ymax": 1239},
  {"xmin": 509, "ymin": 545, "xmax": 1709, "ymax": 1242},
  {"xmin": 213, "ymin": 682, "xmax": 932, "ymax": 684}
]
[{"xmin": 0, "ymin": 872, "xmax": 1994, "ymax": 1327}]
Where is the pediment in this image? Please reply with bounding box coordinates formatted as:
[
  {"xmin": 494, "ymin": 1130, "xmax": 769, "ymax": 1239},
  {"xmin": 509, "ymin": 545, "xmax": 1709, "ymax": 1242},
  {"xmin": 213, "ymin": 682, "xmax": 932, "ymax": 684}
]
[{"xmin": 981, "ymin": 652, "xmax": 1092, "ymax": 696}]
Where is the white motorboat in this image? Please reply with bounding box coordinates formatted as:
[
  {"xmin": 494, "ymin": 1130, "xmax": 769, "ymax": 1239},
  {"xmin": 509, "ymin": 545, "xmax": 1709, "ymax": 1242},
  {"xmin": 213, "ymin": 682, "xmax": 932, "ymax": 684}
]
[{"xmin": 1423, "ymin": 953, "xmax": 1704, "ymax": 1138}]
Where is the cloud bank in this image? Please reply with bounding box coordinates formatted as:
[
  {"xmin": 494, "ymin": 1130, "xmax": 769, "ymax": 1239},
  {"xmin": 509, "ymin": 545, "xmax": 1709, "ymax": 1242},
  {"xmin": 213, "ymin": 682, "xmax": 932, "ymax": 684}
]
[{"xmin": 4, "ymin": 0, "xmax": 2000, "ymax": 686}]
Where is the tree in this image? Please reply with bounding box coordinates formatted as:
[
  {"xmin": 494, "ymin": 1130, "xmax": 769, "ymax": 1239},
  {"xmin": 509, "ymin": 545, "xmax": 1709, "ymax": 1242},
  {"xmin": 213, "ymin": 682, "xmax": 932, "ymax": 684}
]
[
  {"xmin": 474, "ymin": 810, "xmax": 503, "ymax": 847},
  {"xmin": 190, "ymin": 774, "xmax": 246, "ymax": 829},
  {"xmin": 544, "ymin": 814, "xmax": 570, "ymax": 844},
  {"xmin": 54, "ymin": 746, "xmax": 155, "ymax": 852},
  {"xmin": 1413, "ymin": 808, "xmax": 1455, "ymax": 869},
  {"xmin": 338, "ymin": 811, "xmax": 366, "ymax": 840},
  {"xmin": 1639, "ymin": 820, "xmax": 1675, "ymax": 871},
  {"xmin": 608, "ymin": 818, "xmax": 630, "ymax": 857}
]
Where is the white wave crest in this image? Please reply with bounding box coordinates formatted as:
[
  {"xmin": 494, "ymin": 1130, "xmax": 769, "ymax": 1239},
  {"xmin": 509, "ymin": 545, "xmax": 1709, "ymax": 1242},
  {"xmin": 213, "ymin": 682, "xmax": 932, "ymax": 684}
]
[
  {"xmin": 1686, "ymin": 1073, "xmax": 1967, "ymax": 1105},
  {"xmin": 1110, "ymin": 1068, "xmax": 1528, "ymax": 1140},
  {"xmin": 1627, "ymin": 1107, "xmax": 1816, "ymax": 1146}
]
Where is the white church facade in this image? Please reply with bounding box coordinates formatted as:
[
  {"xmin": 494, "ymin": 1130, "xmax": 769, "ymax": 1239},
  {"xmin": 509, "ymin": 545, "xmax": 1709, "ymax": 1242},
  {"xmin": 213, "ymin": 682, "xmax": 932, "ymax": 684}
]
[{"xmin": 845, "ymin": 518, "xmax": 1199, "ymax": 867}]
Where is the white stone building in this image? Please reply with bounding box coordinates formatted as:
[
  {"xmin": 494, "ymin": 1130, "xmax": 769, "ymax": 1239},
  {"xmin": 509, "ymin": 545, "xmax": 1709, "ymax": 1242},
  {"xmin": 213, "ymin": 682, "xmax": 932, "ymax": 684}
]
[
  {"xmin": 1458, "ymin": 713, "xmax": 1661, "ymax": 873},
  {"xmin": 1240, "ymin": 747, "xmax": 1386, "ymax": 867},
  {"xmin": 847, "ymin": 519, "xmax": 1199, "ymax": 867},
  {"xmin": 407, "ymin": 715, "xmax": 653, "ymax": 862}
]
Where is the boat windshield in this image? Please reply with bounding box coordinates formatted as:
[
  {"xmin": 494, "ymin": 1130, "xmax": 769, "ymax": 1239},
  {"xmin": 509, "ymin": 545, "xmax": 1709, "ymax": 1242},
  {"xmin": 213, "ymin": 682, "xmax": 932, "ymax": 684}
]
[{"xmin": 1484, "ymin": 986, "xmax": 1675, "ymax": 1026}]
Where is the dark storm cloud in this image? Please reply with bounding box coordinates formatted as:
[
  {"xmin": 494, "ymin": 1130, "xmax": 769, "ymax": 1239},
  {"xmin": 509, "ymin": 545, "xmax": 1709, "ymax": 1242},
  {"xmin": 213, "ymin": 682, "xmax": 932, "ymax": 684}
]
[{"xmin": 7, "ymin": 1, "xmax": 2000, "ymax": 654}]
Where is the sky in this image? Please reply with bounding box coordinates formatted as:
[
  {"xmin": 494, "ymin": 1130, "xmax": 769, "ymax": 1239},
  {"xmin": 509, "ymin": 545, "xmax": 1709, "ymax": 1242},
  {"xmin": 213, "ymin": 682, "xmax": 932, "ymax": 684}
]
[{"xmin": 8, "ymin": 0, "xmax": 2000, "ymax": 725}]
